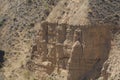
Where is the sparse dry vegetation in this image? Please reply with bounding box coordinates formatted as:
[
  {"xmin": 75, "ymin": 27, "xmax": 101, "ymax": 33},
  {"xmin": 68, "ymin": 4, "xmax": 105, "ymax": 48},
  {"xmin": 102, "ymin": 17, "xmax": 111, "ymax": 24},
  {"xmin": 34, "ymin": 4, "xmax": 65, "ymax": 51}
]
[{"xmin": 0, "ymin": 0, "xmax": 119, "ymax": 80}]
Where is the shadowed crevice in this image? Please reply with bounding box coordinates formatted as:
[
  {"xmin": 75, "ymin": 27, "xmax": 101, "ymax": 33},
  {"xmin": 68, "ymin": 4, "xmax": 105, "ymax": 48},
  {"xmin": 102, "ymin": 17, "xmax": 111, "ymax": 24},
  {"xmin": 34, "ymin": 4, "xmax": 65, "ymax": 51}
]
[{"xmin": 0, "ymin": 50, "xmax": 5, "ymax": 68}]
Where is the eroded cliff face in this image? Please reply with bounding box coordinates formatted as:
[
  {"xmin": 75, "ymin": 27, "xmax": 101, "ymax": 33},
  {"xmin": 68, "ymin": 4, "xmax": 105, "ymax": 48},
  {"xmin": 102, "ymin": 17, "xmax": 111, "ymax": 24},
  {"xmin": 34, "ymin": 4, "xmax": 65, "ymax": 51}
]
[
  {"xmin": 98, "ymin": 28, "xmax": 120, "ymax": 80},
  {"xmin": 28, "ymin": 22, "xmax": 112, "ymax": 80},
  {"xmin": 0, "ymin": 0, "xmax": 119, "ymax": 80},
  {"xmin": 28, "ymin": 0, "xmax": 120, "ymax": 80}
]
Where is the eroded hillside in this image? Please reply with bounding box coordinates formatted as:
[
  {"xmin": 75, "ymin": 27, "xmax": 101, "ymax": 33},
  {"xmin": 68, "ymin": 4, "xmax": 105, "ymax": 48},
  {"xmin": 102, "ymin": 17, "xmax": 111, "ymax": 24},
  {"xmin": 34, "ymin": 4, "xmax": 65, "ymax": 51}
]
[
  {"xmin": 31, "ymin": 0, "xmax": 120, "ymax": 80},
  {"xmin": 0, "ymin": 0, "xmax": 120, "ymax": 80},
  {"xmin": 0, "ymin": 0, "xmax": 59, "ymax": 80}
]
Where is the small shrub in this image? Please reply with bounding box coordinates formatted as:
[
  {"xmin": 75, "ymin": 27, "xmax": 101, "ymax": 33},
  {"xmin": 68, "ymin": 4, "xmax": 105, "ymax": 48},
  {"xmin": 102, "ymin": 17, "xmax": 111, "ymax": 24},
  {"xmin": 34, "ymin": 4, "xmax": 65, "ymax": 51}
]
[
  {"xmin": 27, "ymin": 0, "xmax": 32, "ymax": 4},
  {"xmin": 0, "ymin": 18, "xmax": 6, "ymax": 27},
  {"xmin": 0, "ymin": 21, "xmax": 4, "ymax": 27}
]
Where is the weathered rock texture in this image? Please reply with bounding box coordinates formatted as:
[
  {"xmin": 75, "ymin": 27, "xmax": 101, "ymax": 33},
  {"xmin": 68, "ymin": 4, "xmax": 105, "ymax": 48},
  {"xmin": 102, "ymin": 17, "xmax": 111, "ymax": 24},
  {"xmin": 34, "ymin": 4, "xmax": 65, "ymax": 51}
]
[
  {"xmin": 30, "ymin": 22, "xmax": 113, "ymax": 80},
  {"xmin": 29, "ymin": 0, "xmax": 120, "ymax": 80},
  {"xmin": 0, "ymin": 0, "xmax": 119, "ymax": 80},
  {"xmin": 0, "ymin": 0, "xmax": 59, "ymax": 80},
  {"xmin": 47, "ymin": 0, "xmax": 120, "ymax": 26}
]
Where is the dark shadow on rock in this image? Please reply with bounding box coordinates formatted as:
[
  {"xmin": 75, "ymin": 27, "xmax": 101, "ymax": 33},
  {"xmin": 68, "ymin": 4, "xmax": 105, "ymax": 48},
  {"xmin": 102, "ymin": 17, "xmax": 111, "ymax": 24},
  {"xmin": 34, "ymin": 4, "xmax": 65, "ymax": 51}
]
[{"xmin": 0, "ymin": 50, "xmax": 5, "ymax": 68}]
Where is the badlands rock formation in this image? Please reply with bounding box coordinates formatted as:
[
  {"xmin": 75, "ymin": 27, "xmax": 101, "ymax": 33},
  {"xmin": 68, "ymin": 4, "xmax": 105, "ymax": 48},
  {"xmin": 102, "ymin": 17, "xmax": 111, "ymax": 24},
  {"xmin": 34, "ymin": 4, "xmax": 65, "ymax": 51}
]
[
  {"xmin": 29, "ymin": 0, "xmax": 119, "ymax": 80},
  {"xmin": 0, "ymin": 0, "xmax": 119, "ymax": 80},
  {"xmin": 30, "ymin": 23, "xmax": 112, "ymax": 80}
]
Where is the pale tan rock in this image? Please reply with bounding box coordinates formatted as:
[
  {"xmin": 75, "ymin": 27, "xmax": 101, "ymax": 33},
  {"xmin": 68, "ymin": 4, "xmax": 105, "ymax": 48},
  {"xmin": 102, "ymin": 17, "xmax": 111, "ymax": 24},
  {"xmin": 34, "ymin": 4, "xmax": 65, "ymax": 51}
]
[
  {"xmin": 56, "ymin": 43, "xmax": 65, "ymax": 69},
  {"xmin": 47, "ymin": 43, "xmax": 56, "ymax": 65},
  {"xmin": 40, "ymin": 40, "xmax": 48, "ymax": 61},
  {"xmin": 67, "ymin": 30, "xmax": 83, "ymax": 80},
  {"xmin": 67, "ymin": 41, "xmax": 82, "ymax": 80}
]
